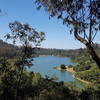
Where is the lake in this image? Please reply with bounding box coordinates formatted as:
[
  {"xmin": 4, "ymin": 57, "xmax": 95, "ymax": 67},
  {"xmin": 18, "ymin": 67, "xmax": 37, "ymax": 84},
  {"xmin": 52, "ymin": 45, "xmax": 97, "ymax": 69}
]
[{"xmin": 27, "ymin": 56, "xmax": 75, "ymax": 82}]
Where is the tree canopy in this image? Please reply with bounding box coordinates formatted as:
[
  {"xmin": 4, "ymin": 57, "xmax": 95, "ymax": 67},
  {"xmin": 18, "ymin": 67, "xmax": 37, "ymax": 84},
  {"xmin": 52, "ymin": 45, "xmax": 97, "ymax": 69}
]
[
  {"xmin": 35, "ymin": 0, "xmax": 100, "ymax": 68},
  {"xmin": 35, "ymin": 0, "xmax": 100, "ymax": 41}
]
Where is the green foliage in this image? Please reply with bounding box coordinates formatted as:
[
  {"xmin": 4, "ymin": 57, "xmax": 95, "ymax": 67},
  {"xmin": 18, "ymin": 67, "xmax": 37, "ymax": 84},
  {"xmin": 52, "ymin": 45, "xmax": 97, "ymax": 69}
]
[
  {"xmin": 80, "ymin": 88, "xmax": 100, "ymax": 100},
  {"xmin": 0, "ymin": 58, "xmax": 35, "ymax": 100},
  {"xmin": 68, "ymin": 65, "xmax": 73, "ymax": 68},
  {"xmin": 74, "ymin": 56, "xmax": 93, "ymax": 72},
  {"xmin": 76, "ymin": 68, "xmax": 100, "ymax": 84},
  {"xmin": 0, "ymin": 57, "xmax": 100, "ymax": 100},
  {"xmin": 0, "ymin": 20, "xmax": 100, "ymax": 99},
  {"xmin": 0, "ymin": 40, "xmax": 20, "ymax": 59},
  {"xmin": 60, "ymin": 64, "xmax": 66, "ymax": 69},
  {"xmin": 73, "ymin": 55, "xmax": 100, "ymax": 86},
  {"xmin": 35, "ymin": 0, "xmax": 100, "ymax": 69},
  {"xmin": 35, "ymin": 0, "xmax": 100, "ymax": 47},
  {"xmin": 0, "ymin": 21, "xmax": 45, "ymax": 100}
]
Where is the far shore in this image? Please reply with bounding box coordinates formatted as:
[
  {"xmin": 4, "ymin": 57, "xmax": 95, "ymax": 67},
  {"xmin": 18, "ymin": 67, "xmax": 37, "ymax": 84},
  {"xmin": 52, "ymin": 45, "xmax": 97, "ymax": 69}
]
[{"xmin": 55, "ymin": 66, "xmax": 90, "ymax": 84}]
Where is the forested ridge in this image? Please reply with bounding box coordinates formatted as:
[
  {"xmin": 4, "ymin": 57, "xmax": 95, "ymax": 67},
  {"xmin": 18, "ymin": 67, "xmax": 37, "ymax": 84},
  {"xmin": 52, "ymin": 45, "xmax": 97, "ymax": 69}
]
[
  {"xmin": 0, "ymin": 40, "xmax": 20, "ymax": 58},
  {"xmin": 33, "ymin": 44, "xmax": 100, "ymax": 58},
  {"xmin": 0, "ymin": 39, "xmax": 100, "ymax": 58}
]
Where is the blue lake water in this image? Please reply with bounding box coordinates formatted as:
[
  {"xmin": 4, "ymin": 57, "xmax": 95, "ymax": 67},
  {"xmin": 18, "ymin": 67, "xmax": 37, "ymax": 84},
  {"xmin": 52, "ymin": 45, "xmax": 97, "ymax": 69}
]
[{"xmin": 27, "ymin": 56, "xmax": 75, "ymax": 82}]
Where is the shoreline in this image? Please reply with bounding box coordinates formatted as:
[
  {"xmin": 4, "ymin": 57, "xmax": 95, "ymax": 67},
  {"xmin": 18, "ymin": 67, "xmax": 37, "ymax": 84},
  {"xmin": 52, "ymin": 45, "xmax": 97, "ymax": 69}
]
[
  {"xmin": 55, "ymin": 66, "xmax": 90, "ymax": 84},
  {"xmin": 66, "ymin": 67, "xmax": 90, "ymax": 84}
]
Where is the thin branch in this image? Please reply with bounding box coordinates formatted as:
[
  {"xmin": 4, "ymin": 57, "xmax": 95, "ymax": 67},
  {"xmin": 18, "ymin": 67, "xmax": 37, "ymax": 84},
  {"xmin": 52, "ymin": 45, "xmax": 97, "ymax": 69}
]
[
  {"xmin": 89, "ymin": 0, "xmax": 92, "ymax": 44},
  {"xmin": 92, "ymin": 29, "xmax": 98, "ymax": 41}
]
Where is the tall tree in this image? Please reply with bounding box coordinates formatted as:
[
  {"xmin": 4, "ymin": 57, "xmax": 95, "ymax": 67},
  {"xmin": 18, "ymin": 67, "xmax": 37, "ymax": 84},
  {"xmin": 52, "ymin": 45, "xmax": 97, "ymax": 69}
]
[
  {"xmin": 35, "ymin": 0, "xmax": 100, "ymax": 69},
  {"xmin": 6, "ymin": 21, "xmax": 45, "ymax": 73},
  {"xmin": 4, "ymin": 21, "xmax": 45, "ymax": 99}
]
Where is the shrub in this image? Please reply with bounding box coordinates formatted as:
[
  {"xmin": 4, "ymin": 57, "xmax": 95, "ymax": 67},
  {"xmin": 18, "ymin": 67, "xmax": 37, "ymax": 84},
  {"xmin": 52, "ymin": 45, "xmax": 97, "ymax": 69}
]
[
  {"xmin": 68, "ymin": 65, "xmax": 73, "ymax": 68},
  {"xmin": 60, "ymin": 64, "xmax": 66, "ymax": 69}
]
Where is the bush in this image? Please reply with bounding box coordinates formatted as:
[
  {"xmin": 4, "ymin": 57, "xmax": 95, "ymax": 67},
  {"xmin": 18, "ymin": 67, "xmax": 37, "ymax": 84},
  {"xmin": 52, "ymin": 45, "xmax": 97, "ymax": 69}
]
[
  {"xmin": 60, "ymin": 64, "xmax": 66, "ymax": 69},
  {"xmin": 68, "ymin": 65, "xmax": 73, "ymax": 68}
]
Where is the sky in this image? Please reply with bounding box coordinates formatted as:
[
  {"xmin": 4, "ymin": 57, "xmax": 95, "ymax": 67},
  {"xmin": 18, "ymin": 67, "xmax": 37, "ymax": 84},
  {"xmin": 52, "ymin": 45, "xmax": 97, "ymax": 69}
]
[{"xmin": 0, "ymin": 0, "xmax": 99, "ymax": 49}]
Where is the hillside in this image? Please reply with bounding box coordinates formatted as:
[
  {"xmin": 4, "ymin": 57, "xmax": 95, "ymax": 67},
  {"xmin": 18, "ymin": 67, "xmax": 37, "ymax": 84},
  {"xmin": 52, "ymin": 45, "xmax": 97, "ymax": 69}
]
[
  {"xmin": 0, "ymin": 39, "xmax": 100, "ymax": 59},
  {"xmin": 33, "ymin": 47, "xmax": 87, "ymax": 57},
  {"xmin": 0, "ymin": 40, "xmax": 20, "ymax": 58},
  {"xmin": 33, "ymin": 45, "xmax": 100, "ymax": 58}
]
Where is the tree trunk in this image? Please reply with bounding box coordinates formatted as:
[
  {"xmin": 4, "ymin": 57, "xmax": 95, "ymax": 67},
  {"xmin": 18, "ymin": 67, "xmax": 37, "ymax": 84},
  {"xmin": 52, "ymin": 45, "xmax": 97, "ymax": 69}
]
[
  {"xmin": 74, "ymin": 33, "xmax": 100, "ymax": 69},
  {"xmin": 85, "ymin": 43, "xmax": 100, "ymax": 69}
]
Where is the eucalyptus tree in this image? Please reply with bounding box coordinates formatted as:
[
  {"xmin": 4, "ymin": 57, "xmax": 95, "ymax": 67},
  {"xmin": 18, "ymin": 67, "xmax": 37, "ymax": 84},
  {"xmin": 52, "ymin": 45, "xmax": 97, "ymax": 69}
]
[
  {"xmin": 5, "ymin": 21, "xmax": 45, "ymax": 99},
  {"xmin": 6, "ymin": 21, "xmax": 45, "ymax": 68},
  {"xmin": 35, "ymin": 0, "xmax": 100, "ymax": 68},
  {"xmin": 6, "ymin": 21, "xmax": 45, "ymax": 81}
]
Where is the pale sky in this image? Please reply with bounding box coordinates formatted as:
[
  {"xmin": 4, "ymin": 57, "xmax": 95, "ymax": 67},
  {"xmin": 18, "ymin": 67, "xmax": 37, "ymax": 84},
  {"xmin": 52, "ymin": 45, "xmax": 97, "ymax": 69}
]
[{"xmin": 0, "ymin": 0, "xmax": 99, "ymax": 49}]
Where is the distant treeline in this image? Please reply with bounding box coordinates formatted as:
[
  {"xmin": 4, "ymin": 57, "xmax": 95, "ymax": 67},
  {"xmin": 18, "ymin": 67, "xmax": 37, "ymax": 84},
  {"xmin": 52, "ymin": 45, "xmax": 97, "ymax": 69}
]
[
  {"xmin": 0, "ymin": 39, "xmax": 100, "ymax": 59},
  {"xmin": 33, "ymin": 43, "xmax": 100, "ymax": 58},
  {"xmin": 33, "ymin": 47, "xmax": 87, "ymax": 58},
  {"xmin": 0, "ymin": 40, "xmax": 20, "ymax": 59}
]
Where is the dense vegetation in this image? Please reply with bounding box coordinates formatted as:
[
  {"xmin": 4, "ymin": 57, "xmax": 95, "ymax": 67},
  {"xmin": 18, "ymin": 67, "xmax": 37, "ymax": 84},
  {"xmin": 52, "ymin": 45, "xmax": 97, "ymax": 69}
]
[
  {"xmin": 34, "ymin": 44, "xmax": 100, "ymax": 58},
  {"xmin": 0, "ymin": 40, "xmax": 20, "ymax": 59},
  {"xmin": 73, "ymin": 55, "xmax": 100, "ymax": 87},
  {"xmin": 60, "ymin": 64, "xmax": 66, "ymax": 69},
  {"xmin": 33, "ymin": 47, "xmax": 87, "ymax": 57},
  {"xmin": 0, "ymin": 38, "xmax": 100, "ymax": 100},
  {"xmin": 0, "ymin": 58, "xmax": 100, "ymax": 100}
]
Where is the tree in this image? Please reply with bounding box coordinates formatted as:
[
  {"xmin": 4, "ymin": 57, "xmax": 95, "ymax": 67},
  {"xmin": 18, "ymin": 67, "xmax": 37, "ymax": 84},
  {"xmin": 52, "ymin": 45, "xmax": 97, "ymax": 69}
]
[
  {"xmin": 60, "ymin": 64, "xmax": 66, "ymax": 69},
  {"xmin": 6, "ymin": 21, "xmax": 45, "ymax": 75},
  {"xmin": 2, "ymin": 21, "xmax": 45, "ymax": 100},
  {"xmin": 35, "ymin": 0, "xmax": 100, "ymax": 69}
]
